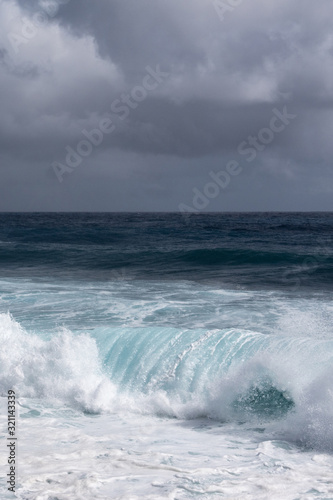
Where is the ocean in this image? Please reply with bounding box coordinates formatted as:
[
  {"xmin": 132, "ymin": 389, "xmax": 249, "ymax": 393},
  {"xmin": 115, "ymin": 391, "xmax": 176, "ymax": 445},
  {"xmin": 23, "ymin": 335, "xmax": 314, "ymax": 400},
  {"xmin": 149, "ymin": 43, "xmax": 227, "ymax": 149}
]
[{"xmin": 0, "ymin": 212, "xmax": 333, "ymax": 499}]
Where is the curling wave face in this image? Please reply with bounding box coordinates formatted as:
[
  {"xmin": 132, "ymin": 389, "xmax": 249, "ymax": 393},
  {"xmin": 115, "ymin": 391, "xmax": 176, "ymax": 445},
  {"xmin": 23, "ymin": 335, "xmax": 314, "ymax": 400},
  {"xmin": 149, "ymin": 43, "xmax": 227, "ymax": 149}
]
[{"xmin": 2, "ymin": 313, "xmax": 333, "ymax": 451}]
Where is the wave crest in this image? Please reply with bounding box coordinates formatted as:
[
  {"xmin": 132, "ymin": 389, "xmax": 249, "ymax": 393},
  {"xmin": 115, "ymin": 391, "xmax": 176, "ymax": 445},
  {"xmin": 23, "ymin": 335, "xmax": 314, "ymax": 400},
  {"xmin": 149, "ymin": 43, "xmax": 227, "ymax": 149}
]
[{"xmin": 0, "ymin": 313, "xmax": 116, "ymax": 413}]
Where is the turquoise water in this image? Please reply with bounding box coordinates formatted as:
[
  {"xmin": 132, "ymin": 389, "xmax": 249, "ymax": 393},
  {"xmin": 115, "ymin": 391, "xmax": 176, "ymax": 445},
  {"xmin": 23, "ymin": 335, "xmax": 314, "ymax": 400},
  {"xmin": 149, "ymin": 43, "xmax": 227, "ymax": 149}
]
[{"xmin": 0, "ymin": 213, "xmax": 333, "ymax": 499}]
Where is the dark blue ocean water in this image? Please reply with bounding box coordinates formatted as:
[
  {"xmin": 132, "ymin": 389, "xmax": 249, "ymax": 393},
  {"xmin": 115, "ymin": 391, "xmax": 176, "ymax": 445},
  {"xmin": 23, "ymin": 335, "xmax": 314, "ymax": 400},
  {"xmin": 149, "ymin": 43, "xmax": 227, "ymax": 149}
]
[
  {"xmin": 0, "ymin": 212, "xmax": 332, "ymax": 290},
  {"xmin": 1, "ymin": 213, "xmax": 333, "ymax": 498}
]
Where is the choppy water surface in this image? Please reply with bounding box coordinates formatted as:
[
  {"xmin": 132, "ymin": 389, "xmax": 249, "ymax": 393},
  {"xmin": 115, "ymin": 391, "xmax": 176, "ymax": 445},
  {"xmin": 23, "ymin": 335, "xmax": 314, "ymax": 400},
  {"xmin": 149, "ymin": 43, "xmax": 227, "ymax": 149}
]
[{"xmin": 0, "ymin": 213, "xmax": 333, "ymax": 499}]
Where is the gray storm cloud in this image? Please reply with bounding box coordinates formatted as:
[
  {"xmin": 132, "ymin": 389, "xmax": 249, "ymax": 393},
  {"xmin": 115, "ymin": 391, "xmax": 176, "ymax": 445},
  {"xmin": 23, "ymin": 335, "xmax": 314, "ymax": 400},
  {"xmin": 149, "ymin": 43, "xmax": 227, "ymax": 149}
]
[{"xmin": 0, "ymin": 0, "xmax": 333, "ymax": 211}]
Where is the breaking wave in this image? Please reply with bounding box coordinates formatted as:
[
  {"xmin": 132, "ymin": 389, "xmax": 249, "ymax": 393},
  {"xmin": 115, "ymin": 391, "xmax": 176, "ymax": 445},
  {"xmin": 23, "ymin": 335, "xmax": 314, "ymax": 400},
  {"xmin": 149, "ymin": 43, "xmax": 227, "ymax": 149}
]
[{"xmin": 1, "ymin": 313, "xmax": 333, "ymax": 451}]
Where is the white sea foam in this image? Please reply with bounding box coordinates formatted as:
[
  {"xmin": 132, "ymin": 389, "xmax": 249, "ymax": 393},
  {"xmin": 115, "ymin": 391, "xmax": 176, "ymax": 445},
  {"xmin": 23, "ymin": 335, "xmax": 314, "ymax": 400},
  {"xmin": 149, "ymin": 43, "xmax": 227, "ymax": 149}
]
[
  {"xmin": 1, "ymin": 312, "xmax": 333, "ymax": 455},
  {"xmin": 2, "ymin": 402, "xmax": 333, "ymax": 500},
  {"xmin": 0, "ymin": 313, "xmax": 117, "ymax": 413}
]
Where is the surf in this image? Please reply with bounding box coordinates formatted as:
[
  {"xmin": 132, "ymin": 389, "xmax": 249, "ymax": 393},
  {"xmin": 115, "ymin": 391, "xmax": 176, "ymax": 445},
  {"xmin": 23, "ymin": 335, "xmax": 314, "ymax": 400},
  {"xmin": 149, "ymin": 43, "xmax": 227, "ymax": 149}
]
[{"xmin": 1, "ymin": 313, "xmax": 333, "ymax": 450}]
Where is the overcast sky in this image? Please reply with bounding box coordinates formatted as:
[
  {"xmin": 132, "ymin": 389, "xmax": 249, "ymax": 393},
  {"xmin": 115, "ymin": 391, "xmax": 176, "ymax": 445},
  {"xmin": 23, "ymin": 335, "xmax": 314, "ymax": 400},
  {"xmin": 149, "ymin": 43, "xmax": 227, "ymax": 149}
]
[{"xmin": 0, "ymin": 0, "xmax": 333, "ymax": 211}]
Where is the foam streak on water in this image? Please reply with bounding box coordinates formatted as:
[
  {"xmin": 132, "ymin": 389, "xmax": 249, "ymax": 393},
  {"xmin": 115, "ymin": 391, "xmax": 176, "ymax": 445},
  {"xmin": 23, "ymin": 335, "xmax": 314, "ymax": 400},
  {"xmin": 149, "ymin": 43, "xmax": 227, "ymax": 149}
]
[
  {"xmin": 1, "ymin": 401, "xmax": 333, "ymax": 500},
  {"xmin": 1, "ymin": 299, "xmax": 333, "ymax": 498},
  {"xmin": 0, "ymin": 213, "xmax": 333, "ymax": 499}
]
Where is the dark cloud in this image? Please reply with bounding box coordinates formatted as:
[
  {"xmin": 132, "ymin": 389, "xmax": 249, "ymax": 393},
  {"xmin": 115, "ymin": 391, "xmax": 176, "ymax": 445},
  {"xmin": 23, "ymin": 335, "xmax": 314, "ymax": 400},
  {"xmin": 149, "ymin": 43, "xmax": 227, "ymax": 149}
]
[{"xmin": 0, "ymin": 0, "xmax": 333, "ymax": 211}]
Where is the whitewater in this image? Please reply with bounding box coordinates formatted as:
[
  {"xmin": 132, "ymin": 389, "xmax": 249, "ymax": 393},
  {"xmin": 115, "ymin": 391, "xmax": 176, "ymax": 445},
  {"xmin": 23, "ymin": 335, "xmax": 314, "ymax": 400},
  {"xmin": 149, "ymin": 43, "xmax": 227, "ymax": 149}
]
[{"xmin": 0, "ymin": 213, "xmax": 333, "ymax": 499}]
